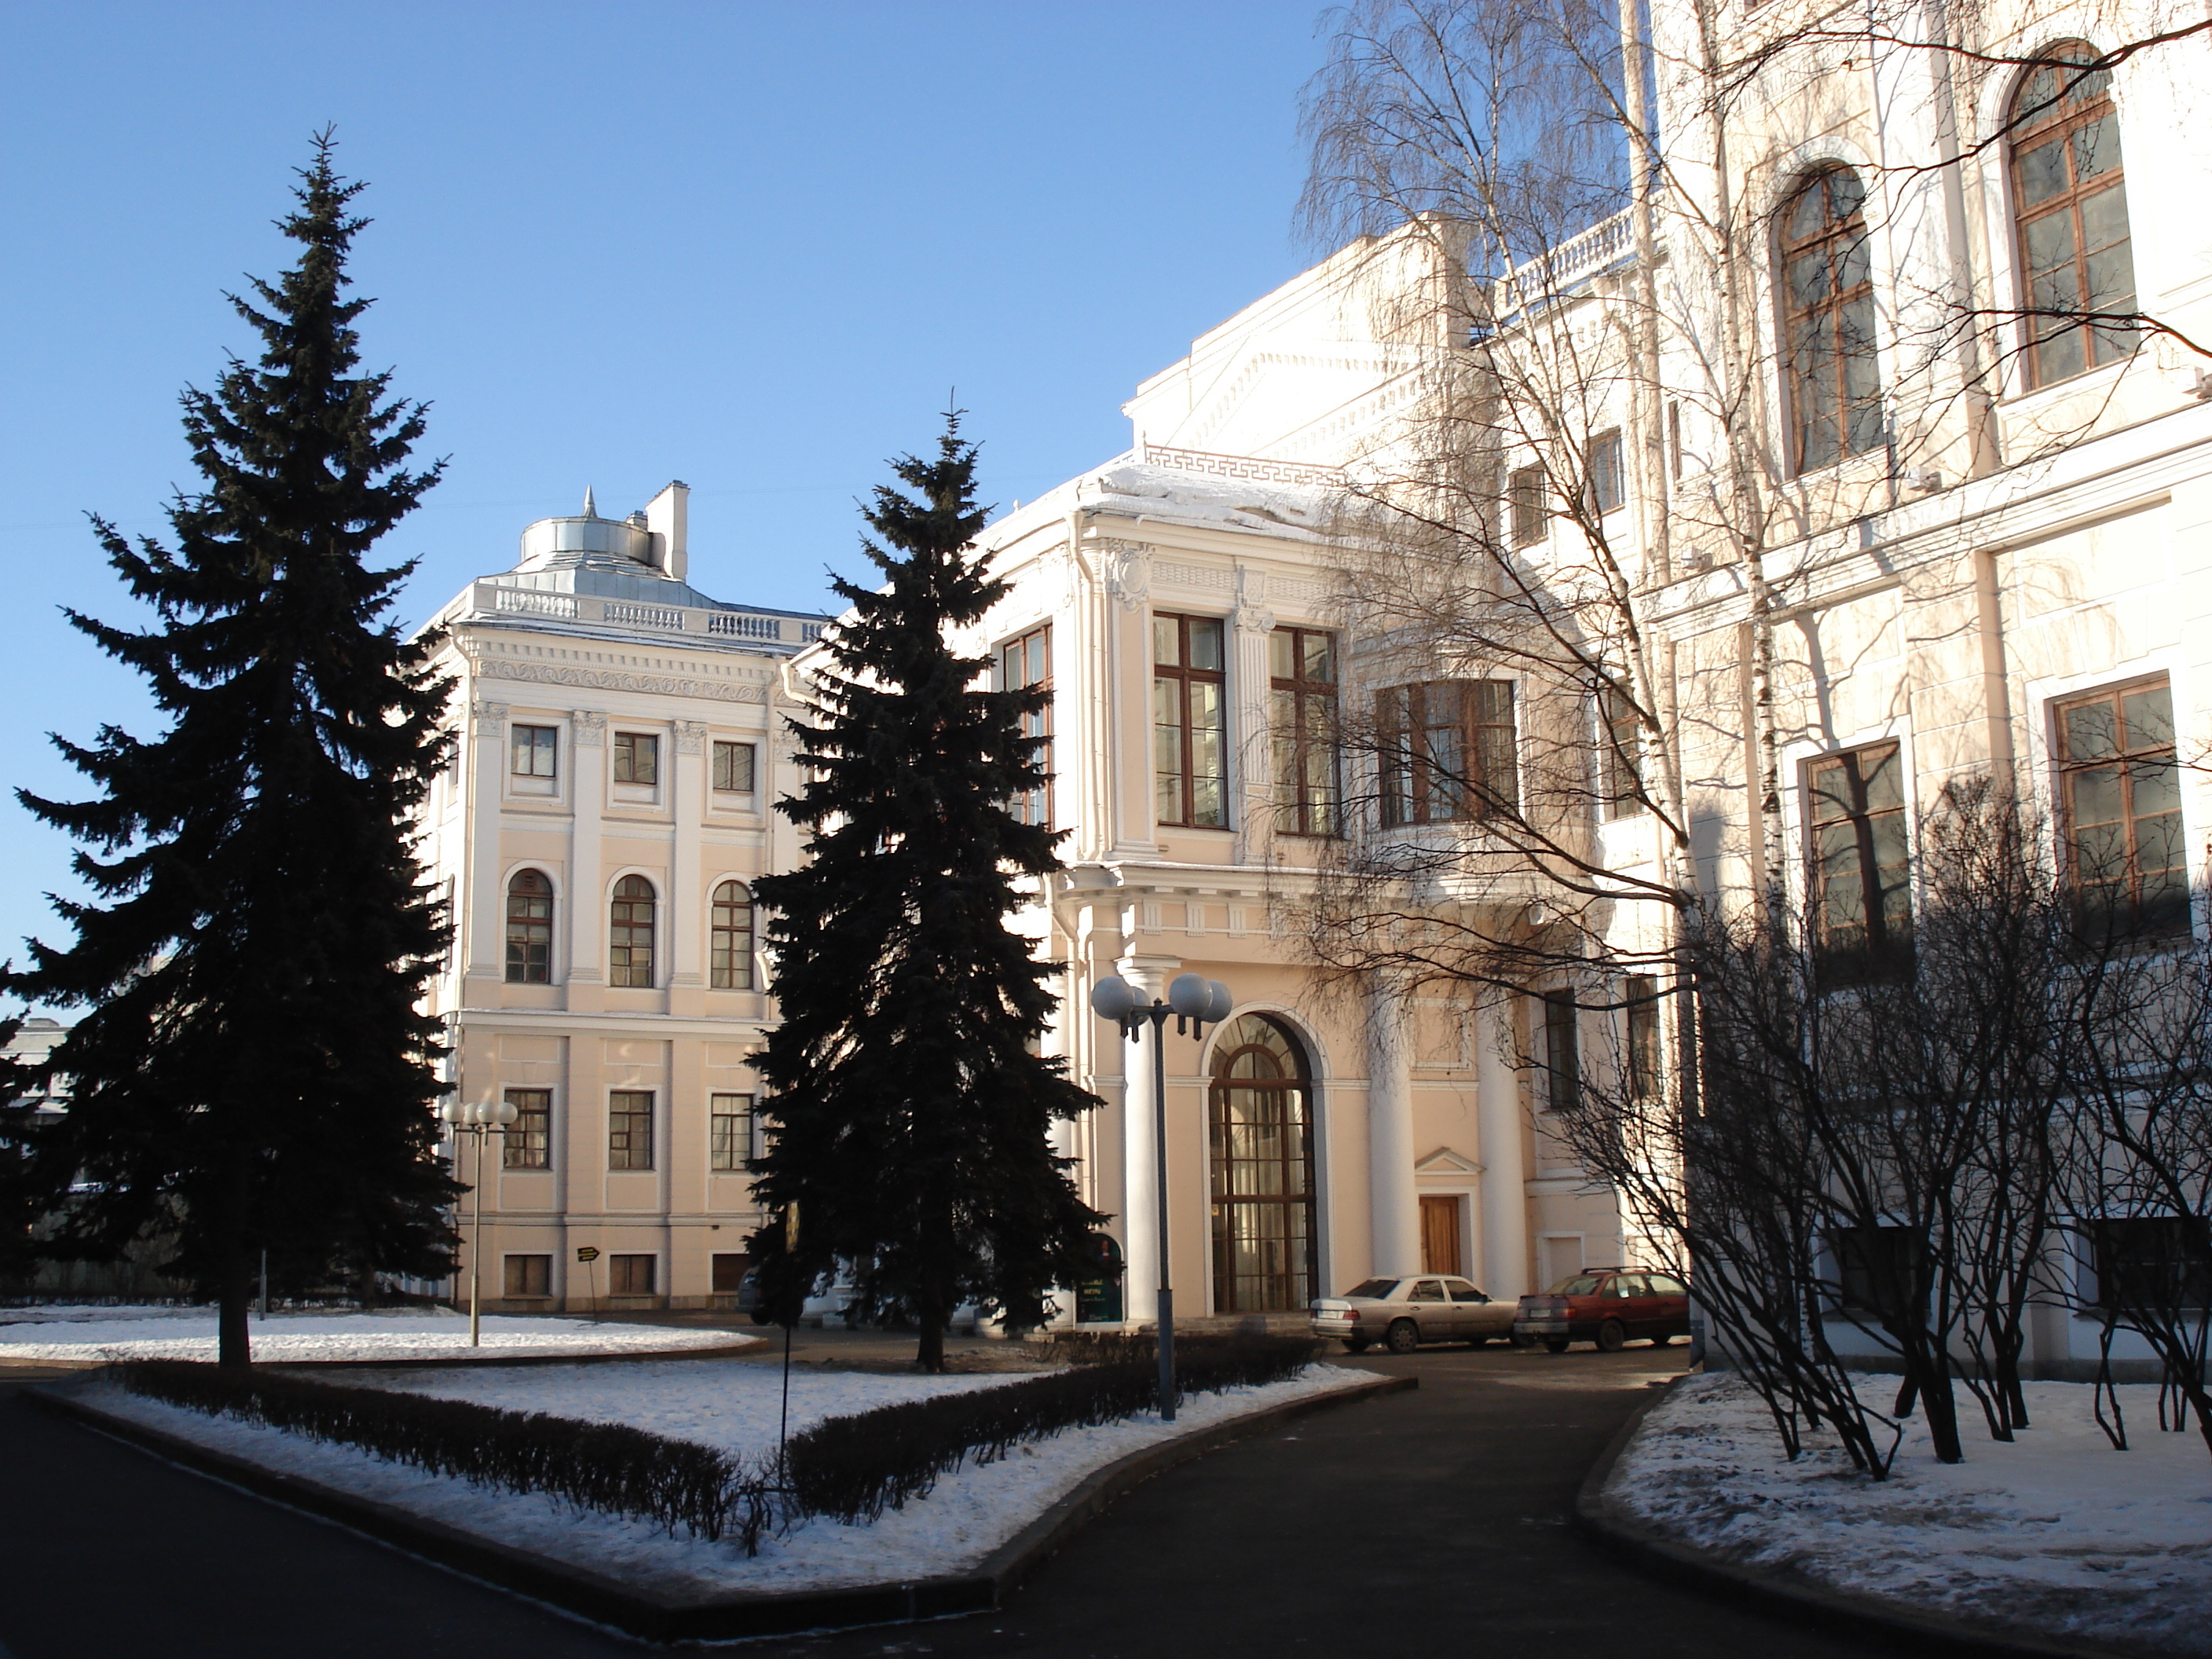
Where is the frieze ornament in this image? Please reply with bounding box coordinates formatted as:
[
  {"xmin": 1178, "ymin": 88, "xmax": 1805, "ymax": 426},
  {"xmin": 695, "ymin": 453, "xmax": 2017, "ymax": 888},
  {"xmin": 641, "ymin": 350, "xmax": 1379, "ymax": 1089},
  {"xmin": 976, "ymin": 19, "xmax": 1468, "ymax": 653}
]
[
  {"xmin": 572, "ymin": 709, "xmax": 607, "ymax": 747},
  {"xmin": 476, "ymin": 657, "xmax": 769, "ymax": 705},
  {"xmin": 674, "ymin": 720, "xmax": 707, "ymax": 756},
  {"xmin": 1099, "ymin": 541, "xmax": 1150, "ymax": 613}
]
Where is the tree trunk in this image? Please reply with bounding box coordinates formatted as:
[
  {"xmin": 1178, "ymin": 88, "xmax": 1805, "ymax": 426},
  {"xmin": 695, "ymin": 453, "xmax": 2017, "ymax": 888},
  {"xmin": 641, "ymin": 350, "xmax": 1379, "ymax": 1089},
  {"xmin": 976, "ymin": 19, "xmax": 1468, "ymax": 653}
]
[
  {"xmin": 218, "ymin": 1245, "xmax": 253, "ymax": 1369},
  {"xmin": 915, "ymin": 1313, "xmax": 947, "ymax": 1374}
]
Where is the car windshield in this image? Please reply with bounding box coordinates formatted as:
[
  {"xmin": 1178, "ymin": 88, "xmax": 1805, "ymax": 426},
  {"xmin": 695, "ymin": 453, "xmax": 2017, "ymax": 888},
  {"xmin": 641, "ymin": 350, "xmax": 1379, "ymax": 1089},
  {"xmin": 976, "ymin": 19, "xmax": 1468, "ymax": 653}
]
[
  {"xmin": 1548, "ymin": 1274, "xmax": 1605, "ymax": 1295},
  {"xmin": 1342, "ymin": 1279, "xmax": 1401, "ymax": 1299}
]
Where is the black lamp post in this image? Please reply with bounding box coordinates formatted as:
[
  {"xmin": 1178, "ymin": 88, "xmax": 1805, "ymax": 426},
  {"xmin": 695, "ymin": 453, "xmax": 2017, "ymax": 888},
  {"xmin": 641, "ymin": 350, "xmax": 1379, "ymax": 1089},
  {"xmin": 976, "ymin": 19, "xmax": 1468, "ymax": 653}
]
[{"xmin": 1090, "ymin": 970, "xmax": 1233, "ymax": 1423}]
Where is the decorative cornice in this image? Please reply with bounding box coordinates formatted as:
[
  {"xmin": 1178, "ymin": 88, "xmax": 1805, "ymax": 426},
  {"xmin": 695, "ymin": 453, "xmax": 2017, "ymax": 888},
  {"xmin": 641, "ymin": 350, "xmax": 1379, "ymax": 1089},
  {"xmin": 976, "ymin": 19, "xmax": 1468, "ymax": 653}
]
[
  {"xmin": 572, "ymin": 709, "xmax": 607, "ymax": 747},
  {"xmin": 477, "ymin": 657, "xmax": 769, "ymax": 705}
]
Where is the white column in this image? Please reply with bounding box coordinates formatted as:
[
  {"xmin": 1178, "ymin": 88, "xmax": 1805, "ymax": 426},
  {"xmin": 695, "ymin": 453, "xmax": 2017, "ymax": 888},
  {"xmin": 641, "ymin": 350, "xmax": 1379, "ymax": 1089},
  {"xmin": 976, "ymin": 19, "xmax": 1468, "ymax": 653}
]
[
  {"xmin": 669, "ymin": 721, "xmax": 707, "ymax": 991},
  {"xmin": 463, "ymin": 699, "xmax": 508, "ymax": 990},
  {"xmin": 1366, "ymin": 972, "xmax": 1422, "ymax": 1277},
  {"xmin": 1117, "ymin": 954, "xmax": 1177, "ymax": 1325},
  {"xmin": 1475, "ymin": 996, "xmax": 1529, "ymax": 1297},
  {"xmin": 567, "ymin": 710, "xmax": 606, "ymax": 993},
  {"xmin": 1229, "ymin": 570, "xmax": 1275, "ymax": 865}
]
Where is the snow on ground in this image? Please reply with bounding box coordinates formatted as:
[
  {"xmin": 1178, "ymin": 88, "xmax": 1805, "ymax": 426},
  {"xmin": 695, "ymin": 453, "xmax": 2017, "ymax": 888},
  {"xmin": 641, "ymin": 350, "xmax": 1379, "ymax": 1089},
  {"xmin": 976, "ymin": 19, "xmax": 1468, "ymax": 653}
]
[
  {"xmin": 81, "ymin": 1360, "xmax": 1378, "ymax": 1597},
  {"xmin": 0, "ymin": 1305, "xmax": 760, "ymax": 1364},
  {"xmin": 1610, "ymin": 1372, "xmax": 2212, "ymax": 1656}
]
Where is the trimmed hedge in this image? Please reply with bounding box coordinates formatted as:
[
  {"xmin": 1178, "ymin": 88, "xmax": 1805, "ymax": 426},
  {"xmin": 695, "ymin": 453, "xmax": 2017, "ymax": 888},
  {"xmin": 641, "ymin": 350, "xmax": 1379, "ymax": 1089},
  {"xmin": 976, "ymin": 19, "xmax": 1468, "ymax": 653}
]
[
  {"xmin": 115, "ymin": 1359, "xmax": 768, "ymax": 1549},
  {"xmin": 115, "ymin": 1331, "xmax": 1320, "ymax": 1547},
  {"xmin": 787, "ymin": 1332, "xmax": 1320, "ymax": 1524}
]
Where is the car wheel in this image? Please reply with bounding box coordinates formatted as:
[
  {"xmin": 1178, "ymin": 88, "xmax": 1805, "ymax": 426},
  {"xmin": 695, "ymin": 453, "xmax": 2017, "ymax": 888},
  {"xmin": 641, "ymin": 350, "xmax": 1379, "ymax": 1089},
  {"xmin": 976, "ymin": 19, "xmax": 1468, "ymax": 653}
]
[
  {"xmin": 1544, "ymin": 1337, "xmax": 1569, "ymax": 1353},
  {"xmin": 1342, "ymin": 1338, "xmax": 1372, "ymax": 1353},
  {"xmin": 1597, "ymin": 1319, "xmax": 1628, "ymax": 1353},
  {"xmin": 1386, "ymin": 1319, "xmax": 1420, "ymax": 1354}
]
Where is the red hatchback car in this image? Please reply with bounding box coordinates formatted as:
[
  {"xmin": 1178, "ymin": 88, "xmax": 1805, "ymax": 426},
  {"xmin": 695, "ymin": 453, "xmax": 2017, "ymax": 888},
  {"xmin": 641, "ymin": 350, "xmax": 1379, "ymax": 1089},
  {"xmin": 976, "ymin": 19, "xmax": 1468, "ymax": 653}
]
[{"xmin": 1514, "ymin": 1269, "xmax": 1690, "ymax": 1352}]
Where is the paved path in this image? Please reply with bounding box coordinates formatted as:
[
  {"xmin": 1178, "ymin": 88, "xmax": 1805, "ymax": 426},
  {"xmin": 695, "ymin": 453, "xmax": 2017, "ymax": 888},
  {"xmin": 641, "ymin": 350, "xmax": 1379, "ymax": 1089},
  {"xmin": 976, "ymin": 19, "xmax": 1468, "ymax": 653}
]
[{"xmin": 0, "ymin": 1345, "xmax": 1879, "ymax": 1658}]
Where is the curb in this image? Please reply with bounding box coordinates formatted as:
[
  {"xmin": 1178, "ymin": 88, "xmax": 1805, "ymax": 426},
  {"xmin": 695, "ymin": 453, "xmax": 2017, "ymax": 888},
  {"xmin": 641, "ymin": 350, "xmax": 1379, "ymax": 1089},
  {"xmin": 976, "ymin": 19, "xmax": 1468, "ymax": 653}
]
[
  {"xmin": 1572, "ymin": 1379, "xmax": 2161, "ymax": 1659},
  {"xmin": 28, "ymin": 1368, "xmax": 1415, "ymax": 1644},
  {"xmin": 4, "ymin": 1339, "xmax": 770, "ymax": 1375}
]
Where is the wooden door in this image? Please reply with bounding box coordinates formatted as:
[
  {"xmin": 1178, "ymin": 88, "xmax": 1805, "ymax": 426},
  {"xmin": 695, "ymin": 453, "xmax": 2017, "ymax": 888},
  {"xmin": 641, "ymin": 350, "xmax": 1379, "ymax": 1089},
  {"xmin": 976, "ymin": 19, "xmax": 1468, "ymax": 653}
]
[{"xmin": 1419, "ymin": 1196, "xmax": 1463, "ymax": 1276}]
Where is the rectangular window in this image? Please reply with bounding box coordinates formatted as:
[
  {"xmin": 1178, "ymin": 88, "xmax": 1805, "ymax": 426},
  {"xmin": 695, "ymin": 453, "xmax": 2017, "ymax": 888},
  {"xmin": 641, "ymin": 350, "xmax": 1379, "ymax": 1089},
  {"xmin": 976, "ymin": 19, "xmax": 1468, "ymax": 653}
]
[
  {"xmin": 1599, "ymin": 687, "xmax": 1645, "ymax": 820},
  {"xmin": 502, "ymin": 1254, "xmax": 551, "ymax": 1298},
  {"xmin": 613, "ymin": 731, "xmax": 659, "ymax": 786},
  {"xmin": 1667, "ymin": 401, "xmax": 1684, "ymax": 482},
  {"xmin": 608, "ymin": 1254, "xmax": 656, "ymax": 1296},
  {"xmin": 1588, "ymin": 430, "xmax": 1625, "ymax": 516},
  {"xmin": 1001, "ymin": 624, "xmax": 1053, "ymax": 826},
  {"xmin": 711, "ymin": 1252, "xmax": 749, "ymax": 1295},
  {"xmin": 510, "ymin": 724, "xmax": 558, "ymax": 778},
  {"xmin": 710, "ymin": 1093, "xmax": 754, "ymax": 1173},
  {"xmin": 1806, "ymin": 743, "xmax": 1912, "ymax": 983},
  {"xmin": 1153, "ymin": 614, "xmax": 1228, "ymax": 828},
  {"xmin": 1624, "ymin": 976, "xmax": 1661, "ymax": 1101},
  {"xmin": 712, "ymin": 740, "xmax": 756, "ymax": 794},
  {"xmin": 1832, "ymin": 1225, "xmax": 1926, "ymax": 1318},
  {"xmin": 1270, "ymin": 627, "xmax": 1339, "ymax": 836},
  {"xmin": 503, "ymin": 1088, "xmax": 551, "ymax": 1170},
  {"xmin": 1378, "ymin": 681, "xmax": 1518, "ymax": 827},
  {"xmin": 1542, "ymin": 991, "xmax": 1581, "ymax": 1112},
  {"xmin": 2086, "ymin": 1218, "xmax": 2212, "ymax": 1311},
  {"xmin": 1509, "ymin": 464, "xmax": 1548, "ymax": 548},
  {"xmin": 2056, "ymin": 678, "xmax": 2185, "ymax": 938},
  {"xmin": 607, "ymin": 1090, "xmax": 654, "ymax": 1171}
]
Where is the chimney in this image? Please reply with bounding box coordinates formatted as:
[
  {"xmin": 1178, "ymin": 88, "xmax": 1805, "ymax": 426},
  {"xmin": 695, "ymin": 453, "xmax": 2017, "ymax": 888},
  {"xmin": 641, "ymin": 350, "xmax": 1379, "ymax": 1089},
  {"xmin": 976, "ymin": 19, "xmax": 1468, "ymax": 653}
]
[{"xmin": 646, "ymin": 481, "xmax": 689, "ymax": 581}]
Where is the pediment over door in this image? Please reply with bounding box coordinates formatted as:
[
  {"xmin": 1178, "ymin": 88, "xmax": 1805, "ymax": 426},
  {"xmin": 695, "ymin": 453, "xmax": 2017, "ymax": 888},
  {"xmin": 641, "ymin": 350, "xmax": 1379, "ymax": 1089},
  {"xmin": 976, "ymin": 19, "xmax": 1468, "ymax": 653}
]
[{"xmin": 1415, "ymin": 1145, "xmax": 1483, "ymax": 1176}]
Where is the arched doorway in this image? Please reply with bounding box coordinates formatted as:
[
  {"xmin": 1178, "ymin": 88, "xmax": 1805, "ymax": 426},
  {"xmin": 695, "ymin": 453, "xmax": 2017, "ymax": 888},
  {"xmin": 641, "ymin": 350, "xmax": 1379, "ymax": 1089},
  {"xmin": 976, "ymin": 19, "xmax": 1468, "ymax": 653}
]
[{"xmin": 1209, "ymin": 1013, "xmax": 1319, "ymax": 1313}]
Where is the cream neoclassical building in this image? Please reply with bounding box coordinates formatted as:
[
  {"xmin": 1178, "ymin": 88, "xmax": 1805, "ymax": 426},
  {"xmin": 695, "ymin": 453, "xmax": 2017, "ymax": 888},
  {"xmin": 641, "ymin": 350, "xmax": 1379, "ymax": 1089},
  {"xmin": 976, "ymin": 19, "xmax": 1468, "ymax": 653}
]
[{"xmin": 423, "ymin": 2, "xmax": 2212, "ymax": 1349}]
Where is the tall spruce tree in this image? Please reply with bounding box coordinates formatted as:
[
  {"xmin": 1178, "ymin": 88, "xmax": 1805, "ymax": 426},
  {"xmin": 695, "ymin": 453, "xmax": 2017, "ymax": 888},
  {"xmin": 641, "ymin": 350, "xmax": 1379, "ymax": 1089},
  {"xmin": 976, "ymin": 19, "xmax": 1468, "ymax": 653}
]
[
  {"xmin": 751, "ymin": 414, "xmax": 1103, "ymax": 1372},
  {"xmin": 5, "ymin": 137, "xmax": 457, "ymax": 1365}
]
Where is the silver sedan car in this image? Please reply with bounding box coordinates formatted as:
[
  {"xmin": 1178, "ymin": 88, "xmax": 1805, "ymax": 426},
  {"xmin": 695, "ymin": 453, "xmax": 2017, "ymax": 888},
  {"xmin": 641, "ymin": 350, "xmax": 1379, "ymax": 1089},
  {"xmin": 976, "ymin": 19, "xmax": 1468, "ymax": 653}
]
[{"xmin": 1309, "ymin": 1275, "xmax": 1518, "ymax": 1353}]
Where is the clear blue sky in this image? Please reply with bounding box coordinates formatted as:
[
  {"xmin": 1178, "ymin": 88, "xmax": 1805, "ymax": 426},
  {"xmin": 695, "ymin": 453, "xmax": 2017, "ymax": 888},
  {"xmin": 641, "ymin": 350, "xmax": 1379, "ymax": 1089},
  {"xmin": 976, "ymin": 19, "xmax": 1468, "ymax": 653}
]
[{"xmin": 0, "ymin": 1, "xmax": 1331, "ymax": 986}]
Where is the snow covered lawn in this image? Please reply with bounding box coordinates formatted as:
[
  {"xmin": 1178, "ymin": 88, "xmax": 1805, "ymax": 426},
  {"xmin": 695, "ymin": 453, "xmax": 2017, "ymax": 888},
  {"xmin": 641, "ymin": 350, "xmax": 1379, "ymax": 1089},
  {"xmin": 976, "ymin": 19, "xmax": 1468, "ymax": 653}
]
[
  {"xmin": 0, "ymin": 1305, "xmax": 760, "ymax": 1364},
  {"xmin": 79, "ymin": 1358, "xmax": 1378, "ymax": 1598},
  {"xmin": 1608, "ymin": 1372, "xmax": 2212, "ymax": 1656}
]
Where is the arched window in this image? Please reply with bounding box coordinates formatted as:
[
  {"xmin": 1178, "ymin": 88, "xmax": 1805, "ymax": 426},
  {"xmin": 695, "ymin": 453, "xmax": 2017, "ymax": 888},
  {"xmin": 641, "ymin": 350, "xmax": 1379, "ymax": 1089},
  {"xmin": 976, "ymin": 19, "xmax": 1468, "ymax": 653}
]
[
  {"xmin": 610, "ymin": 875, "xmax": 657, "ymax": 987},
  {"xmin": 2010, "ymin": 43, "xmax": 2136, "ymax": 388},
  {"xmin": 710, "ymin": 880, "xmax": 754, "ymax": 990},
  {"xmin": 504, "ymin": 870, "xmax": 553, "ymax": 984},
  {"xmin": 1208, "ymin": 1013, "xmax": 1318, "ymax": 1313},
  {"xmin": 1781, "ymin": 167, "xmax": 1883, "ymax": 474}
]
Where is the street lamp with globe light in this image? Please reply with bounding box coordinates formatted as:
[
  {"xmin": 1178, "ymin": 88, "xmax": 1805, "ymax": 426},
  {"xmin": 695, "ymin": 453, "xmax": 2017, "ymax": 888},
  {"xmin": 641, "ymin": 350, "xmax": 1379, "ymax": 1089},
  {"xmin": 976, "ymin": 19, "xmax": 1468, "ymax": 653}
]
[
  {"xmin": 438, "ymin": 1097, "xmax": 520, "ymax": 1346},
  {"xmin": 1090, "ymin": 970, "xmax": 1233, "ymax": 1423}
]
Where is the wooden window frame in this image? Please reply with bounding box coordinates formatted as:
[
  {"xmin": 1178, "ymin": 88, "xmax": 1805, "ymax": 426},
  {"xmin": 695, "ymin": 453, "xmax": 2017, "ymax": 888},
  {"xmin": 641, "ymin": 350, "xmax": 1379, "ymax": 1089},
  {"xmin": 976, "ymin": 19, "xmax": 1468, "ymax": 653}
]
[
  {"xmin": 1377, "ymin": 680, "xmax": 1518, "ymax": 828},
  {"xmin": 509, "ymin": 723, "xmax": 558, "ymax": 778},
  {"xmin": 1153, "ymin": 613, "xmax": 1229, "ymax": 829},
  {"xmin": 607, "ymin": 1090, "xmax": 654, "ymax": 1171},
  {"xmin": 709, "ymin": 879, "xmax": 754, "ymax": 990},
  {"xmin": 1781, "ymin": 167, "xmax": 1884, "ymax": 476},
  {"xmin": 609, "ymin": 874, "xmax": 657, "ymax": 987},
  {"xmin": 712, "ymin": 739, "xmax": 756, "ymax": 794},
  {"xmin": 2009, "ymin": 46, "xmax": 2137, "ymax": 390},
  {"xmin": 1001, "ymin": 624, "xmax": 1053, "ymax": 828},
  {"xmin": 504, "ymin": 869, "xmax": 553, "ymax": 984},
  {"xmin": 2055, "ymin": 676, "xmax": 2185, "ymax": 939},
  {"xmin": 710, "ymin": 1093, "xmax": 754, "ymax": 1173},
  {"xmin": 1208, "ymin": 1014, "xmax": 1319, "ymax": 1313},
  {"xmin": 1598, "ymin": 686, "xmax": 1645, "ymax": 821},
  {"xmin": 1624, "ymin": 976, "xmax": 1661, "ymax": 1102},
  {"xmin": 612, "ymin": 731, "xmax": 659, "ymax": 786},
  {"xmin": 1508, "ymin": 464, "xmax": 1548, "ymax": 548},
  {"xmin": 1588, "ymin": 430, "xmax": 1625, "ymax": 517},
  {"xmin": 502, "ymin": 1088, "xmax": 552, "ymax": 1170},
  {"xmin": 1541, "ymin": 991, "xmax": 1581, "ymax": 1113},
  {"xmin": 502, "ymin": 1254, "xmax": 552, "ymax": 1298},
  {"xmin": 1805, "ymin": 742, "xmax": 1913, "ymax": 983},
  {"xmin": 1270, "ymin": 627, "xmax": 1340, "ymax": 837},
  {"xmin": 608, "ymin": 1253, "xmax": 657, "ymax": 1296}
]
